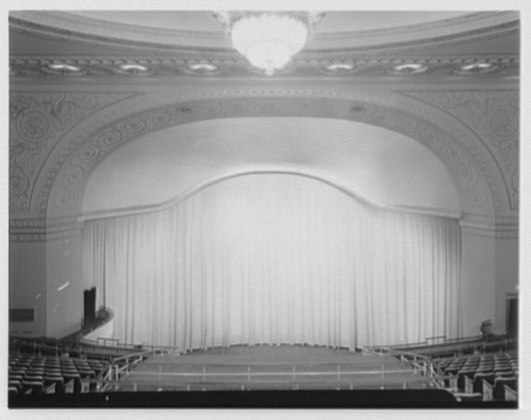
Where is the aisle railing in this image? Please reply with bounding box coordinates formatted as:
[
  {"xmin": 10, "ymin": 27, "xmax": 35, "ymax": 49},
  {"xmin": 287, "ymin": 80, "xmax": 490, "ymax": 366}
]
[
  {"xmin": 108, "ymin": 362, "xmax": 429, "ymax": 392},
  {"xmin": 84, "ymin": 347, "xmax": 173, "ymax": 392}
]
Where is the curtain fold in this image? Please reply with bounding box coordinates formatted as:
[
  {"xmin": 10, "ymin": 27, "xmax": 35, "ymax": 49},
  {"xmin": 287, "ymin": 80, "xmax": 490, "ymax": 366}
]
[{"xmin": 82, "ymin": 174, "xmax": 462, "ymax": 351}]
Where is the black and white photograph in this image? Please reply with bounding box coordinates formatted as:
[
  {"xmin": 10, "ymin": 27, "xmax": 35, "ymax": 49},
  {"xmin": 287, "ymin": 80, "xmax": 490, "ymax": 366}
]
[{"xmin": 4, "ymin": 0, "xmax": 527, "ymax": 414}]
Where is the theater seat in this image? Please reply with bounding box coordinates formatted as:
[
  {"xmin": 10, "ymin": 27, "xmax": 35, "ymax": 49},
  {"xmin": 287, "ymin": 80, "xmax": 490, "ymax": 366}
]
[
  {"xmin": 44, "ymin": 373, "xmax": 65, "ymax": 394},
  {"xmin": 62, "ymin": 371, "xmax": 82, "ymax": 393},
  {"xmin": 22, "ymin": 379, "xmax": 45, "ymax": 395},
  {"xmin": 493, "ymin": 377, "xmax": 517, "ymax": 401},
  {"xmin": 457, "ymin": 368, "xmax": 476, "ymax": 392},
  {"xmin": 473, "ymin": 372, "xmax": 495, "ymax": 394}
]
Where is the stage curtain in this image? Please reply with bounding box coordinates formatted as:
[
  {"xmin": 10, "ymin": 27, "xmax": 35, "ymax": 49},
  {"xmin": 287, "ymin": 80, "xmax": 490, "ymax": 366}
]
[{"xmin": 82, "ymin": 174, "xmax": 462, "ymax": 350}]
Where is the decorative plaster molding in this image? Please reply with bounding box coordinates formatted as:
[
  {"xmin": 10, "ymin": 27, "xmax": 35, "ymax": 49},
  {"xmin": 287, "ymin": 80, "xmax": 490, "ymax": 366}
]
[
  {"xmin": 9, "ymin": 217, "xmax": 83, "ymax": 242},
  {"xmin": 402, "ymin": 91, "xmax": 519, "ymax": 210},
  {"xmin": 10, "ymin": 216, "xmax": 82, "ymax": 229},
  {"xmin": 9, "ymin": 56, "xmax": 519, "ymax": 80},
  {"xmin": 9, "ymin": 11, "xmax": 518, "ymax": 55},
  {"xmin": 9, "ymin": 92, "xmax": 136, "ymax": 214},
  {"xmin": 9, "ymin": 230, "xmax": 82, "ymax": 242},
  {"xmin": 460, "ymin": 212, "xmax": 518, "ymax": 238},
  {"xmin": 9, "ymin": 211, "xmax": 518, "ymax": 242},
  {"xmin": 461, "ymin": 213, "xmax": 518, "ymax": 225},
  {"xmin": 43, "ymin": 91, "xmax": 491, "ymax": 217},
  {"xmin": 460, "ymin": 225, "xmax": 518, "ymax": 239}
]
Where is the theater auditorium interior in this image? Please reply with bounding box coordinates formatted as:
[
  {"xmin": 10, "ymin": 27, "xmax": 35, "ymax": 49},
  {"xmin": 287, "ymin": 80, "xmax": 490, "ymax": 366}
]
[{"xmin": 7, "ymin": 7, "xmax": 522, "ymax": 409}]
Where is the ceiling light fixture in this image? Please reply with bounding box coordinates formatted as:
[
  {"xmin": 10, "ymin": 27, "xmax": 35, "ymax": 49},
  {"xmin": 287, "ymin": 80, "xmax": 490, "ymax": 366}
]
[
  {"xmin": 325, "ymin": 63, "xmax": 355, "ymax": 73},
  {"xmin": 214, "ymin": 11, "xmax": 324, "ymax": 76},
  {"xmin": 460, "ymin": 62, "xmax": 494, "ymax": 74},
  {"xmin": 48, "ymin": 63, "xmax": 81, "ymax": 72},
  {"xmin": 392, "ymin": 63, "xmax": 428, "ymax": 74},
  {"xmin": 187, "ymin": 62, "xmax": 219, "ymax": 73},
  {"xmin": 118, "ymin": 64, "xmax": 150, "ymax": 73}
]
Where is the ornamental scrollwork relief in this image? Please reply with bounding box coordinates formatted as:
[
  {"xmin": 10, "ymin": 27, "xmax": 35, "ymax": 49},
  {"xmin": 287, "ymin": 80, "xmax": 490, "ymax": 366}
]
[
  {"xmin": 9, "ymin": 92, "xmax": 135, "ymax": 213},
  {"xmin": 404, "ymin": 91, "xmax": 519, "ymax": 209},
  {"xmin": 50, "ymin": 95, "xmax": 490, "ymax": 217}
]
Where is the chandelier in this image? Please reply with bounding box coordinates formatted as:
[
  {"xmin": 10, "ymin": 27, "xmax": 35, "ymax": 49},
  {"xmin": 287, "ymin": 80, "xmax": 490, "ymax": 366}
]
[{"xmin": 214, "ymin": 11, "xmax": 324, "ymax": 76}]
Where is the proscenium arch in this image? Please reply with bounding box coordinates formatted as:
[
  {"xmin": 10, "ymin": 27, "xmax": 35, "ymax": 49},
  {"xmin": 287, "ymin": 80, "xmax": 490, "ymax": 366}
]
[
  {"xmin": 42, "ymin": 91, "xmax": 498, "ymax": 220},
  {"xmin": 80, "ymin": 169, "xmax": 463, "ymax": 222}
]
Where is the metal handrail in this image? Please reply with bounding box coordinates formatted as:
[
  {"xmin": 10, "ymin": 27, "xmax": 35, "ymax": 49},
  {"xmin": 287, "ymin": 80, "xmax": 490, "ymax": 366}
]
[{"xmin": 111, "ymin": 361, "xmax": 431, "ymax": 392}]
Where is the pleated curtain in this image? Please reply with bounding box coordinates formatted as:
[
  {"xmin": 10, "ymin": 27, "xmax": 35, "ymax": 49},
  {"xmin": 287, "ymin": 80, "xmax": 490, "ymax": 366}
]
[{"xmin": 82, "ymin": 174, "xmax": 462, "ymax": 351}]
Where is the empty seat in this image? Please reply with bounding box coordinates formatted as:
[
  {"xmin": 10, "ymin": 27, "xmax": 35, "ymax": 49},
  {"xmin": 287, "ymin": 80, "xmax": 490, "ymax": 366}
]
[
  {"xmin": 475, "ymin": 366, "xmax": 494, "ymax": 375},
  {"xmin": 88, "ymin": 360, "xmax": 106, "ymax": 375},
  {"xmin": 473, "ymin": 372, "xmax": 495, "ymax": 394},
  {"xmin": 445, "ymin": 366, "xmax": 461, "ymax": 376},
  {"xmin": 14, "ymin": 361, "xmax": 31, "ymax": 369},
  {"xmin": 494, "ymin": 365, "xmax": 513, "ymax": 374},
  {"xmin": 493, "ymin": 377, "xmax": 517, "ymax": 401},
  {"xmin": 62, "ymin": 371, "xmax": 82, "ymax": 393},
  {"xmin": 9, "ymin": 373, "xmax": 24, "ymax": 383},
  {"xmin": 27, "ymin": 367, "xmax": 45, "ymax": 376},
  {"xmin": 44, "ymin": 373, "xmax": 65, "ymax": 394},
  {"xmin": 504, "ymin": 385, "xmax": 518, "ymax": 401},
  {"xmin": 10, "ymin": 367, "xmax": 27, "ymax": 376},
  {"xmin": 457, "ymin": 368, "xmax": 477, "ymax": 392},
  {"xmin": 77, "ymin": 367, "xmax": 96, "ymax": 379},
  {"xmin": 8, "ymin": 379, "xmax": 23, "ymax": 394},
  {"xmin": 22, "ymin": 379, "xmax": 45, "ymax": 395}
]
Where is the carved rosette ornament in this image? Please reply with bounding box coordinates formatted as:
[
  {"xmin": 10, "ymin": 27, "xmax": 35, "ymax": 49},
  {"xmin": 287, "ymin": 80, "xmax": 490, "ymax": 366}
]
[
  {"xmin": 9, "ymin": 93, "xmax": 135, "ymax": 213},
  {"xmin": 404, "ymin": 91, "xmax": 519, "ymax": 209}
]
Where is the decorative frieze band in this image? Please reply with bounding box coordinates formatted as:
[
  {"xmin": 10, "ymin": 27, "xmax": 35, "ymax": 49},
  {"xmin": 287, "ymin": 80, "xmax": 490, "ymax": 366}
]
[
  {"xmin": 460, "ymin": 225, "xmax": 518, "ymax": 239},
  {"xmin": 10, "ymin": 56, "xmax": 519, "ymax": 80},
  {"xmin": 9, "ymin": 217, "xmax": 83, "ymax": 241},
  {"xmin": 460, "ymin": 213, "xmax": 518, "ymax": 238},
  {"xmin": 9, "ymin": 213, "xmax": 518, "ymax": 241}
]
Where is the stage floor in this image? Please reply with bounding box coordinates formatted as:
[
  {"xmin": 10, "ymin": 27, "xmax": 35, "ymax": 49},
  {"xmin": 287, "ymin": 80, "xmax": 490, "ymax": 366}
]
[{"xmin": 118, "ymin": 345, "xmax": 434, "ymax": 391}]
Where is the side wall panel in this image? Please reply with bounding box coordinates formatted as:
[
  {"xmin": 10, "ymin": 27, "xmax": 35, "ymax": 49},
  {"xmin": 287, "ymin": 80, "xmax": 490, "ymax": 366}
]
[{"xmin": 9, "ymin": 241, "xmax": 47, "ymax": 337}]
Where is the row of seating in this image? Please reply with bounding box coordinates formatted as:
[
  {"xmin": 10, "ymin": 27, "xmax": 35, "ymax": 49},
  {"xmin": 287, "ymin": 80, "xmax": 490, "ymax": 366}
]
[
  {"xmin": 9, "ymin": 354, "xmax": 107, "ymax": 395},
  {"xmin": 433, "ymin": 352, "xmax": 517, "ymax": 401},
  {"xmin": 392, "ymin": 336, "xmax": 516, "ymax": 359}
]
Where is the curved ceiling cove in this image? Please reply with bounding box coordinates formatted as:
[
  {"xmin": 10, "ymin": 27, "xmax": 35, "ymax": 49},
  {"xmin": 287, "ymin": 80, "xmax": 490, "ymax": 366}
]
[
  {"xmin": 82, "ymin": 118, "xmax": 460, "ymax": 217},
  {"xmin": 10, "ymin": 10, "xmax": 518, "ymax": 53},
  {"xmin": 68, "ymin": 11, "xmax": 471, "ymax": 33}
]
